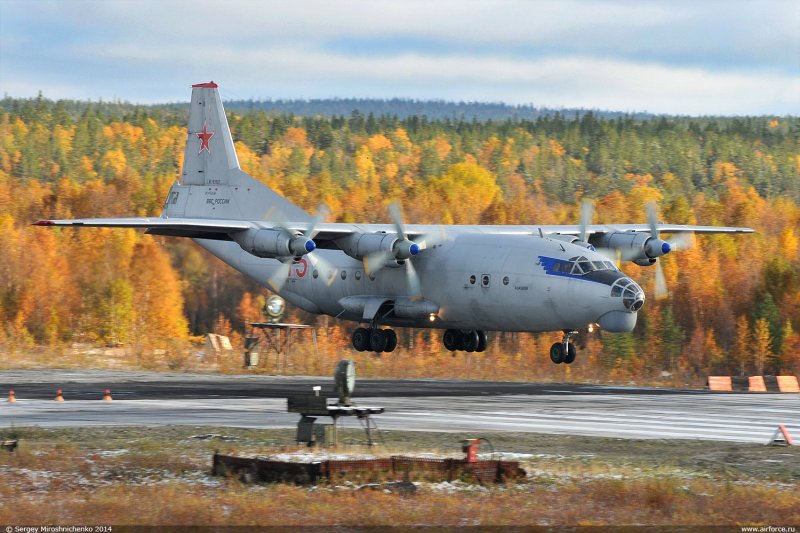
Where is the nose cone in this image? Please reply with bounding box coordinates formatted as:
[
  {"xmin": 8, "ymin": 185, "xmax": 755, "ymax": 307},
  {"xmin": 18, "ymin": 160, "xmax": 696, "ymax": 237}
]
[{"xmin": 610, "ymin": 276, "xmax": 645, "ymax": 312}]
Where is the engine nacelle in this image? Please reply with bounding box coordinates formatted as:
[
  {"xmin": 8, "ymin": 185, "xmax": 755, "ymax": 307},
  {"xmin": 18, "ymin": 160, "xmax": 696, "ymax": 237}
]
[
  {"xmin": 590, "ymin": 232, "xmax": 671, "ymax": 264},
  {"xmin": 337, "ymin": 232, "xmax": 396, "ymax": 260},
  {"xmin": 233, "ymin": 228, "xmax": 315, "ymax": 259}
]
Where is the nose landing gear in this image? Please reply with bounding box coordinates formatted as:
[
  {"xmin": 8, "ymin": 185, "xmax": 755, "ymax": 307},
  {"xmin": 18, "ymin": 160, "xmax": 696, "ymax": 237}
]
[{"xmin": 550, "ymin": 330, "xmax": 578, "ymax": 364}]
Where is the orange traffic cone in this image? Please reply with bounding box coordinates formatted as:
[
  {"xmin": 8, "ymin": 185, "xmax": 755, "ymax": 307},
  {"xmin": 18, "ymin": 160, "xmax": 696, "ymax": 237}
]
[
  {"xmin": 7, "ymin": 390, "xmax": 16, "ymax": 403},
  {"xmin": 103, "ymin": 388, "xmax": 113, "ymax": 401},
  {"xmin": 54, "ymin": 389, "xmax": 64, "ymax": 402}
]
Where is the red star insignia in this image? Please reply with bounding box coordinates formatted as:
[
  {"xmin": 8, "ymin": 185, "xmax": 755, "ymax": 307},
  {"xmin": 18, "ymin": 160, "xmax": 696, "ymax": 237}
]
[{"xmin": 196, "ymin": 123, "xmax": 214, "ymax": 154}]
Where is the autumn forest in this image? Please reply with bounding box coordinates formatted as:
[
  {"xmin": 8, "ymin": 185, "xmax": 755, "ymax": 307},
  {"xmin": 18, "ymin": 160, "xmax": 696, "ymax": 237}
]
[{"xmin": 0, "ymin": 95, "xmax": 798, "ymax": 384}]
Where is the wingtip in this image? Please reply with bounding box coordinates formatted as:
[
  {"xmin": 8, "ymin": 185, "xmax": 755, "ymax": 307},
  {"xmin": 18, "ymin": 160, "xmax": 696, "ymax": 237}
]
[{"xmin": 33, "ymin": 220, "xmax": 55, "ymax": 226}]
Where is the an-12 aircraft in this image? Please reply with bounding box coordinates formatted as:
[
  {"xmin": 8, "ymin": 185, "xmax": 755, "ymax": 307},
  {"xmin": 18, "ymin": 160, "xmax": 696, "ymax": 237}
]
[{"xmin": 35, "ymin": 82, "xmax": 753, "ymax": 364}]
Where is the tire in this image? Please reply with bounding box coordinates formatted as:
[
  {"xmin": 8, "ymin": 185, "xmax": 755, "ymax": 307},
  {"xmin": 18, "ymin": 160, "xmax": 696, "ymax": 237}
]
[
  {"xmin": 549, "ymin": 342, "xmax": 565, "ymax": 364},
  {"xmin": 352, "ymin": 328, "xmax": 370, "ymax": 352},
  {"xmin": 384, "ymin": 329, "xmax": 398, "ymax": 353},
  {"xmin": 476, "ymin": 331, "xmax": 488, "ymax": 352},
  {"xmin": 564, "ymin": 343, "xmax": 577, "ymax": 364},
  {"xmin": 369, "ymin": 329, "xmax": 388, "ymax": 352},
  {"xmin": 443, "ymin": 329, "xmax": 460, "ymax": 351},
  {"xmin": 462, "ymin": 330, "xmax": 480, "ymax": 353}
]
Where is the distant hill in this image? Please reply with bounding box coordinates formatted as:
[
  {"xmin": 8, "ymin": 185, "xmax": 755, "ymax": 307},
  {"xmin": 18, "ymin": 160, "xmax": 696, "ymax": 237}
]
[{"xmin": 222, "ymin": 98, "xmax": 655, "ymax": 121}]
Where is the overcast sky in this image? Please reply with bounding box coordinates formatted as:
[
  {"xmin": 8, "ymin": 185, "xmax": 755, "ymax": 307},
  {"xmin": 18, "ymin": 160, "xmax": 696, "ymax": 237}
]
[{"xmin": 1, "ymin": 0, "xmax": 798, "ymax": 115}]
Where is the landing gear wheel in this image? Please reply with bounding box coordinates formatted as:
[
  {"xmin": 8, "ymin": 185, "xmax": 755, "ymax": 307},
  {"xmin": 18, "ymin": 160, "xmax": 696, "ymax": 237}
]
[
  {"xmin": 384, "ymin": 329, "xmax": 398, "ymax": 353},
  {"xmin": 549, "ymin": 342, "xmax": 565, "ymax": 364},
  {"xmin": 369, "ymin": 329, "xmax": 388, "ymax": 352},
  {"xmin": 476, "ymin": 331, "xmax": 488, "ymax": 352},
  {"xmin": 352, "ymin": 327, "xmax": 370, "ymax": 352},
  {"xmin": 462, "ymin": 330, "xmax": 480, "ymax": 352},
  {"xmin": 564, "ymin": 343, "xmax": 577, "ymax": 364},
  {"xmin": 443, "ymin": 329, "xmax": 460, "ymax": 351}
]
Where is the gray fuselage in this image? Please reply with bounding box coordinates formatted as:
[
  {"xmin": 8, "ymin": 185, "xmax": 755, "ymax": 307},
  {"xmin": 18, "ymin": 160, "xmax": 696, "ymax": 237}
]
[{"xmin": 196, "ymin": 230, "xmax": 642, "ymax": 333}]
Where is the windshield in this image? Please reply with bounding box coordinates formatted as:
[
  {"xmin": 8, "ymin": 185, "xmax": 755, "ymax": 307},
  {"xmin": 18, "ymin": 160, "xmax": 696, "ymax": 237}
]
[{"xmin": 568, "ymin": 256, "xmax": 617, "ymax": 275}]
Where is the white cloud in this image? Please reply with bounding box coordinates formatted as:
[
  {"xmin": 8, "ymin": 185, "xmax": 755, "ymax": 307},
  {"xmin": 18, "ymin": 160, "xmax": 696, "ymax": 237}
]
[{"xmin": 1, "ymin": 0, "xmax": 798, "ymax": 114}]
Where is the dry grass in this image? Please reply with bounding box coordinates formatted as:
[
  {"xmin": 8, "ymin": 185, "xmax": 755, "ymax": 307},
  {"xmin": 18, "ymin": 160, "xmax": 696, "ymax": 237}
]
[{"xmin": 0, "ymin": 426, "xmax": 797, "ymax": 526}]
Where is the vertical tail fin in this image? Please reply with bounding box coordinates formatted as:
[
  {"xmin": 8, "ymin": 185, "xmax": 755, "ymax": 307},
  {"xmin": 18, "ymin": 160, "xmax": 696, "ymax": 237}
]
[
  {"xmin": 182, "ymin": 81, "xmax": 239, "ymax": 185},
  {"xmin": 165, "ymin": 82, "xmax": 310, "ymax": 222}
]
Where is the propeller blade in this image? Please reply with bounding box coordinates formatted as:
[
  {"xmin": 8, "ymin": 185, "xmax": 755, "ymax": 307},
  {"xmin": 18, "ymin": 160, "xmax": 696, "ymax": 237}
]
[
  {"xmin": 305, "ymin": 203, "xmax": 330, "ymax": 239},
  {"xmin": 646, "ymin": 201, "xmax": 659, "ymax": 239},
  {"xmin": 578, "ymin": 199, "xmax": 594, "ymax": 242},
  {"xmin": 655, "ymin": 259, "xmax": 668, "ymax": 300},
  {"xmin": 406, "ymin": 259, "xmax": 423, "ymax": 301},
  {"xmin": 387, "ymin": 201, "xmax": 407, "ymax": 240},
  {"xmin": 266, "ymin": 260, "xmax": 292, "ymax": 292},
  {"xmin": 667, "ymin": 233, "xmax": 695, "ymax": 251},
  {"xmin": 308, "ymin": 252, "xmax": 338, "ymax": 287},
  {"xmin": 413, "ymin": 225, "xmax": 447, "ymax": 250},
  {"xmin": 363, "ymin": 250, "xmax": 394, "ymax": 274},
  {"xmin": 597, "ymin": 247, "xmax": 639, "ymax": 264}
]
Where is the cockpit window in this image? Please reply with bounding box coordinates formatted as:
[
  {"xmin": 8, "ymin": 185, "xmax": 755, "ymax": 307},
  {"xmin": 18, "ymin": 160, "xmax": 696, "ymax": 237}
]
[{"xmin": 566, "ymin": 256, "xmax": 616, "ymax": 276}]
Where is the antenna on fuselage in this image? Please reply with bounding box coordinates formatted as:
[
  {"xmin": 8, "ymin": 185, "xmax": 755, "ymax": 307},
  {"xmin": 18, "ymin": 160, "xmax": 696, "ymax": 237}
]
[{"xmin": 538, "ymin": 228, "xmax": 544, "ymax": 238}]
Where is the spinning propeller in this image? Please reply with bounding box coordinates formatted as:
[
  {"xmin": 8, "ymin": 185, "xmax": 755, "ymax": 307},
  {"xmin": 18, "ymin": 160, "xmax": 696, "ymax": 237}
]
[
  {"xmin": 266, "ymin": 204, "xmax": 338, "ymax": 291},
  {"xmin": 363, "ymin": 201, "xmax": 444, "ymax": 300},
  {"xmin": 644, "ymin": 202, "xmax": 693, "ymax": 299},
  {"xmin": 582, "ymin": 200, "xmax": 694, "ymax": 299}
]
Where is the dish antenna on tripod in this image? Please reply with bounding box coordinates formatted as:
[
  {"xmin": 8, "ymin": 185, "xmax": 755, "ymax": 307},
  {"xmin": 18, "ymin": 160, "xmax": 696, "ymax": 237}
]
[{"xmin": 334, "ymin": 359, "xmax": 356, "ymax": 406}]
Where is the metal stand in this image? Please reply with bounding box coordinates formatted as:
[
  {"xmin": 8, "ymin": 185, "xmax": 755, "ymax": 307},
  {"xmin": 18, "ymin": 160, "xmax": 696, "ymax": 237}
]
[
  {"xmin": 245, "ymin": 322, "xmax": 319, "ymax": 372},
  {"xmin": 288, "ymin": 394, "xmax": 384, "ymax": 447},
  {"xmin": 357, "ymin": 413, "xmax": 383, "ymax": 447}
]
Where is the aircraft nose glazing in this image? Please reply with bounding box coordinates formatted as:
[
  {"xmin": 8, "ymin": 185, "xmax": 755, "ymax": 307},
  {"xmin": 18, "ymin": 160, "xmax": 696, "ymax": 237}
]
[{"xmin": 610, "ymin": 277, "xmax": 645, "ymax": 311}]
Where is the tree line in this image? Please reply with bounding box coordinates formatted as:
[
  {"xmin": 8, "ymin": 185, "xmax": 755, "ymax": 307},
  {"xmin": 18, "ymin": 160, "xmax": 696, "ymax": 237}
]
[{"xmin": 0, "ymin": 93, "xmax": 797, "ymax": 381}]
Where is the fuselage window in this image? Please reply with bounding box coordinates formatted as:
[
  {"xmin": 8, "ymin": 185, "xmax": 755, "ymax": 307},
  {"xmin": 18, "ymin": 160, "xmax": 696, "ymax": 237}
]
[
  {"xmin": 611, "ymin": 284, "xmax": 623, "ymax": 297},
  {"xmin": 503, "ymin": 276, "xmax": 509, "ymax": 285},
  {"xmin": 355, "ymin": 270, "xmax": 362, "ymax": 280},
  {"xmin": 341, "ymin": 270, "xmax": 347, "ymax": 280},
  {"xmin": 469, "ymin": 275, "xmax": 476, "ymax": 285},
  {"xmin": 312, "ymin": 269, "xmax": 319, "ymax": 279}
]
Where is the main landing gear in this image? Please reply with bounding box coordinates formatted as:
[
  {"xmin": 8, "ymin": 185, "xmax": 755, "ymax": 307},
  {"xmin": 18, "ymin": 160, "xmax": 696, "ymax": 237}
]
[
  {"xmin": 550, "ymin": 330, "xmax": 578, "ymax": 365},
  {"xmin": 442, "ymin": 329, "xmax": 488, "ymax": 353},
  {"xmin": 352, "ymin": 327, "xmax": 398, "ymax": 353}
]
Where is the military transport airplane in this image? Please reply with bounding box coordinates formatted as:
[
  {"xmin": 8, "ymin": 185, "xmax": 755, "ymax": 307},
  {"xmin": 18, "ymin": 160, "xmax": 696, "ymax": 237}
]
[{"xmin": 35, "ymin": 82, "xmax": 753, "ymax": 365}]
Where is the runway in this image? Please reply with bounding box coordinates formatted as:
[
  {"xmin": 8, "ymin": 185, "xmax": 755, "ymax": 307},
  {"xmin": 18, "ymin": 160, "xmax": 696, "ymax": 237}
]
[{"xmin": 1, "ymin": 370, "xmax": 798, "ymax": 443}]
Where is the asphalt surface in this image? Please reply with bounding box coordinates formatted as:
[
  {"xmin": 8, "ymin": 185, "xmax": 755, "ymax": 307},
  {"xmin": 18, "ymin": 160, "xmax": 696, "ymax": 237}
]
[
  {"xmin": 1, "ymin": 370, "xmax": 798, "ymax": 443},
  {"xmin": 0, "ymin": 369, "xmax": 707, "ymax": 400}
]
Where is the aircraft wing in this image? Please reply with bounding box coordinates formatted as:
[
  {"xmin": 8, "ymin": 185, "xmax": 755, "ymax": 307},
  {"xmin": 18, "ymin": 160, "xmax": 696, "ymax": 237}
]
[
  {"xmin": 307, "ymin": 222, "xmax": 754, "ymax": 242},
  {"xmin": 34, "ymin": 217, "xmax": 753, "ymax": 244},
  {"xmin": 33, "ymin": 217, "xmax": 253, "ymax": 240}
]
